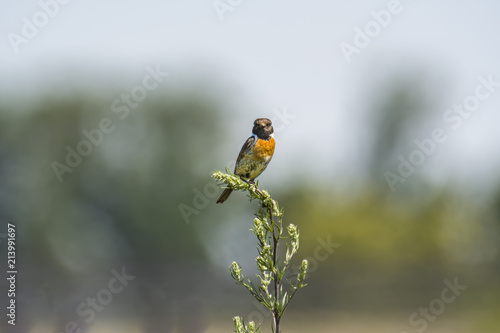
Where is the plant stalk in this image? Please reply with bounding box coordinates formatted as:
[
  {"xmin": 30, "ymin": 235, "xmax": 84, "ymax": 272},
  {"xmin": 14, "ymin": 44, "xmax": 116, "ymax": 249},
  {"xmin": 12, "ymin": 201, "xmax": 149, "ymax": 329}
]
[{"xmin": 270, "ymin": 205, "xmax": 280, "ymax": 333}]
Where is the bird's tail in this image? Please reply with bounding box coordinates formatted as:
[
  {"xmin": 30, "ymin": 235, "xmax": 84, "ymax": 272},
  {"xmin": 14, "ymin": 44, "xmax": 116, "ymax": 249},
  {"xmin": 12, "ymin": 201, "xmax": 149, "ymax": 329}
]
[{"xmin": 216, "ymin": 188, "xmax": 233, "ymax": 204}]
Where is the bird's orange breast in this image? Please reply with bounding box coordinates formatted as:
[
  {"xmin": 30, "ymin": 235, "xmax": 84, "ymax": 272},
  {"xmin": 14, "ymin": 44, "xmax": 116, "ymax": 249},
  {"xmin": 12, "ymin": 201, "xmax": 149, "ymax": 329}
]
[
  {"xmin": 235, "ymin": 136, "xmax": 275, "ymax": 180},
  {"xmin": 252, "ymin": 137, "xmax": 275, "ymax": 161}
]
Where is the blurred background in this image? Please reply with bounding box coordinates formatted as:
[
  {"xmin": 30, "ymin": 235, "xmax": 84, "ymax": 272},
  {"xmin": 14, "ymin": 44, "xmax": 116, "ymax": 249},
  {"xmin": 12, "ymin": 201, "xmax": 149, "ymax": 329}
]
[{"xmin": 1, "ymin": 1, "xmax": 500, "ymax": 332}]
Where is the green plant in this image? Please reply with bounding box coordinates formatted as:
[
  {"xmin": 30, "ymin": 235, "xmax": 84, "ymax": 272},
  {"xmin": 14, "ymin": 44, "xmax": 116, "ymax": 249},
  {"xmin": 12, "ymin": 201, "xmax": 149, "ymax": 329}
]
[{"xmin": 213, "ymin": 170, "xmax": 309, "ymax": 333}]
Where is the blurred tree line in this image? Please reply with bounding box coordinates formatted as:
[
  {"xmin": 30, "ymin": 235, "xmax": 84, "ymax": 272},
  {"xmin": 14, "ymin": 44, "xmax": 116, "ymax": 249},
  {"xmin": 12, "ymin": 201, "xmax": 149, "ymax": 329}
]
[
  {"xmin": 0, "ymin": 87, "xmax": 231, "ymax": 332},
  {"xmin": 0, "ymin": 71, "xmax": 498, "ymax": 332}
]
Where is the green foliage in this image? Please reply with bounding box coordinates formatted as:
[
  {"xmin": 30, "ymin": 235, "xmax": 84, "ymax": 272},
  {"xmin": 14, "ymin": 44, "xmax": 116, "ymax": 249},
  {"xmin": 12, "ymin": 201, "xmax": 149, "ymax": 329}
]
[
  {"xmin": 233, "ymin": 316, "xmax": 261, "ymax": 333},
  {"xmin": 213, "ymin": 170, "xmax": 309, "ymax": 333}
]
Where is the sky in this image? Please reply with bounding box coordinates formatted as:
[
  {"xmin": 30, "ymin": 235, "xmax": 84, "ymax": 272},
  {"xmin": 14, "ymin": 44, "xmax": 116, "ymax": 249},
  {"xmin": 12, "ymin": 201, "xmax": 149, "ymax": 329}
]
[{"xmin": 1, "ymin": 0, "xmax": 500, "ymax": 194}]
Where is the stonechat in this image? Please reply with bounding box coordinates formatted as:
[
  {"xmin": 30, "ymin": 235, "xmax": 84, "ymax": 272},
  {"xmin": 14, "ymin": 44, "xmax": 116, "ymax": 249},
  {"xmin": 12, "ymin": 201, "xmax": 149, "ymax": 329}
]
[{"xmin": 216, "ymin": 118, "xmax": 275, "ymax": 204}]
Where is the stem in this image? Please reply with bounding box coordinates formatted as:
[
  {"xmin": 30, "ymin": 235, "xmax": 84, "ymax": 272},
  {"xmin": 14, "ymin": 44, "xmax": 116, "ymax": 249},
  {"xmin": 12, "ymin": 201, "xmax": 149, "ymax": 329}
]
[
  {"xmin": 269, "ymin": 204, "xmax": 280, "ymax": 333},
  {"xmin": 280, "ymin": 288, "xmax": 299, "ymax": 316},
  {"xmin": 273, "ymin": 316, "xmax": 280, "ymax": 333},
  {"xmin": 273, "ymin": 234, "xmax": 279, "ymax": 332}
]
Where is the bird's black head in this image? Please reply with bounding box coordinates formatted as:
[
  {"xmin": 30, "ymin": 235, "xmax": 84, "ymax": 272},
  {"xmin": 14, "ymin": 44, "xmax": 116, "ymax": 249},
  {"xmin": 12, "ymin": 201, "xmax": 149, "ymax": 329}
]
[{"xmin": 252, "ymin": 118, "xmax": 274, "ymax": 140}]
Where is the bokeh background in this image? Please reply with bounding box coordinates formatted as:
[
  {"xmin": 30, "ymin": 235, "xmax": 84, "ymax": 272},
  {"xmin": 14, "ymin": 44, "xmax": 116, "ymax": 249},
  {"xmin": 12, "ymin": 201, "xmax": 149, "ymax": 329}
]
[{"xmin": 1, "ymin": 1, "xmax": 500, "ymax": 332}]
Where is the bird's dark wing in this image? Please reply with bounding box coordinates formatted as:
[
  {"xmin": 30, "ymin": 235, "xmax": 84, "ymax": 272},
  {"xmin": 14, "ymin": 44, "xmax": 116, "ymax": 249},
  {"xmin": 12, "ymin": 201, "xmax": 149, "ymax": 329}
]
[{"xmin": 235, "ymin": 135, "xmax": 255, "ymax": 170}]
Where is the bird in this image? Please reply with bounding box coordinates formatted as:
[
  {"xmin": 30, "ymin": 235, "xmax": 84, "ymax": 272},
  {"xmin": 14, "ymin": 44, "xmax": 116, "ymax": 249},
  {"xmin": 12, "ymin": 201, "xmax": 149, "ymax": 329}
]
[{"xmin": 216, "ymin": 118, "xmax": 275, "ymax": 204}]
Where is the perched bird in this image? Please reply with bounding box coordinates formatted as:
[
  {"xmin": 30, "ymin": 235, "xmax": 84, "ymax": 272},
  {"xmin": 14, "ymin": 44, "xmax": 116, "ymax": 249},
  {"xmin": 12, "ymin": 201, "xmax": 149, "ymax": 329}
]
[{"xmin": 216, "ymin": 118, "xmax": 275, "ymax": 204}]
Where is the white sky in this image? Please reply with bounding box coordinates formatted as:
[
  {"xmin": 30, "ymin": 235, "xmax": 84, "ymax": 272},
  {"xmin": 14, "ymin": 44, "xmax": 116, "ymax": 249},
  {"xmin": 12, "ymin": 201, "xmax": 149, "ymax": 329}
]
[{"xmin": 1, "ymin": 0, "xmax": 500, "ymax": 193}]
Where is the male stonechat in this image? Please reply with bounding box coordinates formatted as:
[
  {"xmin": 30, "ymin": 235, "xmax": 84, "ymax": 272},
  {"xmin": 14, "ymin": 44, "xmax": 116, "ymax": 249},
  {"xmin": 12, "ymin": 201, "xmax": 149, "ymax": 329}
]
[{"xmin": 216, "ymin": 118, "xmax": 275, "ymax": 204}]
